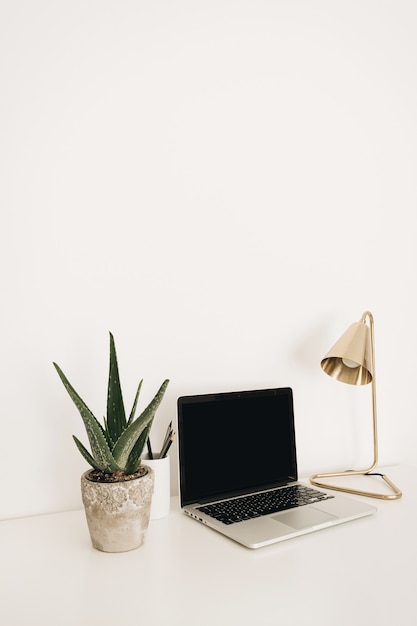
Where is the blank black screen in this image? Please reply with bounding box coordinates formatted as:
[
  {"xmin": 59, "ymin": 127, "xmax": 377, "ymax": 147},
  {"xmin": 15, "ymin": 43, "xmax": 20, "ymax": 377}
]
[{"xmin": 178, "ymin": 387, "xmax": 298, "ymax": 506}]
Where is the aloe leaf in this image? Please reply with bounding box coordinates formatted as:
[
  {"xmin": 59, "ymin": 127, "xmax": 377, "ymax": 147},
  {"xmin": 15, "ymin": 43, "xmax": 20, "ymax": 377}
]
[
  {"xmin": 103, "ymin": 417, "xmax": 114, "ymax": 448},
  {"xmin": 124, "ymin": 424, "xmax": 151, "ymax": 475},
  {"xmin": 112, "ymin": 379, "xmax": 169, "ymax": 468},
  {"xmin": 53, "ymin": 362, "xmax": 120, "ymax": 473},
  {"xmin": 73, "ymin": 435, "xmax": 102, "ymax": 471},
  {"xmin": 127, "ymin": 379, "xmax": 143, "ymax": 427},
  {"xmin": 106, "ymin": 332, "xmax": 127, "ymax": 445}
]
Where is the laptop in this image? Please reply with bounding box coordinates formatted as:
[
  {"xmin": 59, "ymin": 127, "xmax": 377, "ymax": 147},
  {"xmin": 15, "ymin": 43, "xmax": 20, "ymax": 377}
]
[{"xmin": 177, "ymin": 387, "xmax": 376, "ymax": 549}]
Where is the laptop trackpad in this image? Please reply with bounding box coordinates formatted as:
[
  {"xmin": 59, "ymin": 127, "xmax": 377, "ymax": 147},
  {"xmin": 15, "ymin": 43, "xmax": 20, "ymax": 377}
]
[{"xmin": 272, "ymin": 507, "xmax": 337, "ymax": 530}]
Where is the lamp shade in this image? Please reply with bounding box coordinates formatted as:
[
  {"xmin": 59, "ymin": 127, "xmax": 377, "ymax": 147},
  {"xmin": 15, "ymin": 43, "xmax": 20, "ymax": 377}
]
[{"xmin": 321, "ymin": 321, "xmax": 373, "ymax": 385}]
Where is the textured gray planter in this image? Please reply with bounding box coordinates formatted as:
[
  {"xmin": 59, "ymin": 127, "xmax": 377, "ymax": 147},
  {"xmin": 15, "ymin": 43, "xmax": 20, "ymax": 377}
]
[{"xmin": 81, "ymin": 465, "xmax": 154, "ymax": 552}]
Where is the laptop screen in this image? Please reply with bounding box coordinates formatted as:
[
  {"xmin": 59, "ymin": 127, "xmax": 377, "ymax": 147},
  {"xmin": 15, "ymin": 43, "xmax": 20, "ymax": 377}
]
[{"xmin": 178, "ymin": 387, "xmax": 298, "ymax": 507}]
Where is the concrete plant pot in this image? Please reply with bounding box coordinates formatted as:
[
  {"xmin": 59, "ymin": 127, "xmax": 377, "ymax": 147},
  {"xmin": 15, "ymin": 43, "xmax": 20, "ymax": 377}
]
[{"xmin": 81, "ymin": 465, "xmax": 154, "ymax": 552}]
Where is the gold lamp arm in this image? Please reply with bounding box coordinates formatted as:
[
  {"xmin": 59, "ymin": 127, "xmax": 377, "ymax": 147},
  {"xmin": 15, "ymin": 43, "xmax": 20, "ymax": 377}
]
[
  {"xmin": 310, "ymin": 311, "xmax": 402, "ymax": 500},
  {"xmin": 364, "ymin": 310, "xmax": 378, "ymax": 473}
]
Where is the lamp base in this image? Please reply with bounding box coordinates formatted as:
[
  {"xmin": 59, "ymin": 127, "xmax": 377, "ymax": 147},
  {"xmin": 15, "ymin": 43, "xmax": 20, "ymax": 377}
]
[{"xmin": 310, "ymin": 469, "xmax": 402, "ymax": 500}]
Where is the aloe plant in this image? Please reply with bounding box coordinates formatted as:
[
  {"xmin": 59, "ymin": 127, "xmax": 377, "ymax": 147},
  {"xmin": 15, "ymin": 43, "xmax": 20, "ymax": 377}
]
[{"xmin": 53, "ymin": 333, "xmax": 169, "ymax": 476}]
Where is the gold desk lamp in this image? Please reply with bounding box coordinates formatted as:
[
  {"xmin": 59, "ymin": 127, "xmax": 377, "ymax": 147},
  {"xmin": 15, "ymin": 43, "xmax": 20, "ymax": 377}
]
[{"xmin": 310, "ymin": 311, "xmax": 402, "ymax": 500}]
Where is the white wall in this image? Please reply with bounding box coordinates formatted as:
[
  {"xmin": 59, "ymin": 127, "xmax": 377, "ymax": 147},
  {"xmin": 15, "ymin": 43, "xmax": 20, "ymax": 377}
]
[{"xmin": 1, "ymin": 0, "xmax": 416, "ymax": 520}]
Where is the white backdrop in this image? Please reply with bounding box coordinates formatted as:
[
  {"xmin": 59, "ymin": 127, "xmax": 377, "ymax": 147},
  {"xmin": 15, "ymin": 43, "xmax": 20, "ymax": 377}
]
[{"xmin": 1, "ymin": 0, "xmax": 416, "ymax": 519}]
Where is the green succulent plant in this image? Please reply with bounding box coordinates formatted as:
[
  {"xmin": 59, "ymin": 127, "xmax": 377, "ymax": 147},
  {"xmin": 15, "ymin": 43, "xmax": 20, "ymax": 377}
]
[{"xmin": 53, "ymin": 333, "xmax": 169, "ymax": 476}]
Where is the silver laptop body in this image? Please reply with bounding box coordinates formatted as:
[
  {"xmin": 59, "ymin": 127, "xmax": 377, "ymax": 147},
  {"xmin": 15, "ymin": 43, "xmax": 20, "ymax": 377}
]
[{"xmin": 177, "ymin": 387, "xmax": 376, "ymax": 549}]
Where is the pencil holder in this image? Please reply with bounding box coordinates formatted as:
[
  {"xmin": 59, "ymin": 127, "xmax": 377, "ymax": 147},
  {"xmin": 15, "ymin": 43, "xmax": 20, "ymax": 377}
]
[{"xmin": 142, "ymin": 453, "xmax": 170, "ymax": 519}]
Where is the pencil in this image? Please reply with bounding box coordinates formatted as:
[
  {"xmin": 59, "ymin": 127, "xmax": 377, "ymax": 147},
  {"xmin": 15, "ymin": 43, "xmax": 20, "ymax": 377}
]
[
  {"xmin": 147, "ymin": 437, "xmax": 154, "ymax": 460},
  {"xmin": 160, "ymin": 432, "xmax": 175, "ymax": 458},
  {"xmin": 159, "ymin": 422, "xmax": 173, "ymax": 456}
]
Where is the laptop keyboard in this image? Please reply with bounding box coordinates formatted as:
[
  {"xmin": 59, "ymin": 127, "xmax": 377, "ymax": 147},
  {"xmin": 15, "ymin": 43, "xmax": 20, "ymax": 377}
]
[{"xmin": 197, "ymin": 484, "xmax": 334, "ymax": 525}]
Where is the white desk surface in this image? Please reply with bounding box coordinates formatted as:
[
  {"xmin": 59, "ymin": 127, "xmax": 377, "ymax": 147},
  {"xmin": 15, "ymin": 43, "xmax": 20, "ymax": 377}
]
[{"xmin": 1, "ymin": 465, "xmax": 415, "ymax": 626}]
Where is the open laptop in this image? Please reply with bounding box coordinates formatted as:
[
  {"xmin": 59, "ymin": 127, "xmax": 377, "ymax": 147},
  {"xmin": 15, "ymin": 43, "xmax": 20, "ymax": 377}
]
[{"xmin": 177, "ymin": 387, "xmax": 376, "ymax": 549}]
